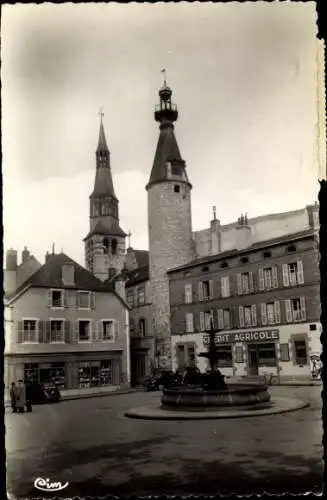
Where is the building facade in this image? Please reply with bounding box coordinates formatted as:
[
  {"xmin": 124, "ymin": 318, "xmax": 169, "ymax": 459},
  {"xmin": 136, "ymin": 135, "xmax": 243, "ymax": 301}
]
[
  {"xmin": 4, "ymin": 251, "xmax": 130, "ymax": 392},
  {"xmin": 168, "ymin": 229, "xmax": 320, "ymax": 381}
]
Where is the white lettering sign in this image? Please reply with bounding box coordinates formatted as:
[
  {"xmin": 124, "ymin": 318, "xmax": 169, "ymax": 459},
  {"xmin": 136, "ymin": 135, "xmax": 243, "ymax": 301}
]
[{"xmin": 34, "ymin": 477, "xmax": 69, "ymax": 492}]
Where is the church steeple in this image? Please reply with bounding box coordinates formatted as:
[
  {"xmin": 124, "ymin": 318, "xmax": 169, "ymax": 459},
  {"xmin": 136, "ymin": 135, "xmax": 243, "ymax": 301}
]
[
  {"xmin": 84, "ymin": 110, "xmax": 126, "ymax": 280},
  {"xmin": 91, "ymin": 111, "xmax": 117, "ymax": 200},
  {"xmin": 146, "ymin": 71, "xmax": 191, "ymax": 190}
]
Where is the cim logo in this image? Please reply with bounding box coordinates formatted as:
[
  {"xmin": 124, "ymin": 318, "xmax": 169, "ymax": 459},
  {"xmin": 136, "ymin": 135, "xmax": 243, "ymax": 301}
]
[{"xmin": 34, "ymin": 477, "xmax": 69, "ymax": 492}]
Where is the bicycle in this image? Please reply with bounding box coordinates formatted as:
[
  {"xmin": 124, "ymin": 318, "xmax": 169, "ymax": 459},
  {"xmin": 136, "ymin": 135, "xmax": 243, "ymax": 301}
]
[{"xmin": 264, "ymin": 373, "xmax": 280, "ymax": 386}]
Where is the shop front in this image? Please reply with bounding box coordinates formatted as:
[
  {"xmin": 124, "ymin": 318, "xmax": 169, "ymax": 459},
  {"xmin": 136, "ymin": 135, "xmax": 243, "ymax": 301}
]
[{"xmin": 211, "ymin": 329, "xmax": 280, "ymax": 378}]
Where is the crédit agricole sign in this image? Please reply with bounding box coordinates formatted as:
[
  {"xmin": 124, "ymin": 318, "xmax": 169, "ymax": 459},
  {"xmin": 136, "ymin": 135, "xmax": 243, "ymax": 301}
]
[{"xmin": 203, "ymin": 329, "xmax": 280, "ymax": 345}]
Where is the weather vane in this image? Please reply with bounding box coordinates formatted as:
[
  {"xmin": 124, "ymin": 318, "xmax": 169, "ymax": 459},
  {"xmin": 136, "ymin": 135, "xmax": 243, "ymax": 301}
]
[{"xmin": 161, "ymin": 68, "xmax": 167, "ymax": 86}]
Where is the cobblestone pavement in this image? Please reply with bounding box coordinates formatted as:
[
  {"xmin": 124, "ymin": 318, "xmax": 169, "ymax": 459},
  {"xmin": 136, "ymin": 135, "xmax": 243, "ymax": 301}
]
[{"xmin": 5, "ymin": 386, "xmax": 322, "ymax": 498}]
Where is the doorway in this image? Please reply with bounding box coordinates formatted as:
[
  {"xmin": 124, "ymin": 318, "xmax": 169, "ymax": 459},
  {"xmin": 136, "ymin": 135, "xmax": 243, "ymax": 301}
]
[{"xmin": 248, "ymin": 345, "xmax": 259, "ymax": 376}]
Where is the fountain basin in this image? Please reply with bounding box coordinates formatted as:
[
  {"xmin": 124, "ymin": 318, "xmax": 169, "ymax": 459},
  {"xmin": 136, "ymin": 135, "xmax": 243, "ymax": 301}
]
[{"xmin": 161, "ymin": 383, "xmax": 271, "ymax": 410}]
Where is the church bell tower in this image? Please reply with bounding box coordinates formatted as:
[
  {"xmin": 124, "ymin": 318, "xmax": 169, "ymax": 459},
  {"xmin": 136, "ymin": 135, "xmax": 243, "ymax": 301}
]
[
  {"xmin": 84, "ymin": 111, "xmax": 126, "ymax": 281},
  {"xmin": 146, "ymin": 73, "xmax": 195, "ymax": 368}
]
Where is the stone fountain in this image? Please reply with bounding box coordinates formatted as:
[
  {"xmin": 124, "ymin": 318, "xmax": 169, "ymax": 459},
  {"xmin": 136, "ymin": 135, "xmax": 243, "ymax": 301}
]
[{"xmin": 161, "ymin": 323, "xmax": 271, "ymax": 411}]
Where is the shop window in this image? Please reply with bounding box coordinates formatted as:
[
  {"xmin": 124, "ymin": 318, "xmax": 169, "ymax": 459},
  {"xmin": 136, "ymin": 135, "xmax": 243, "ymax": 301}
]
[
  {"xmin": 258, "ymin": 343, "xmax": 277, "ymax": 367},
  {"xmin": 77, "ymin": 291, "xmax": 90, "ymax": 309},
  {"xmin": 24, "ymin": 363, "xmax": 39, "ymax": 383},
  {"xmin": 139, "ymin": 318, "xmax": 146, "ymax": 336},
  {"xmin": 280, "ymin": 343, "xmax": 290, "ymax": 362},
  {"xmin": 50, "ymin": 320, "xmax": 64, "ymax": 343},
  {"xmin": 216, "ymin": 345, "xmax": 233, "ymax": 367},
  {"xmin": 24, "ymin": 362, "xmax": 66, "ymax": 389},
  {"xmin": 51, "ymin": 290, "xmax": 63, "ymax": 308},
  {"xmin": 102, "ymin": 320, "xmax": 115, "ymax": 341},
  {"xmin": 23, "ymin": 319, "xmax": 38, "ymax": 343},
  {"xmin": 137, "ymin": 287, "xmax": 145, "ymax": 306},
  {"xmin": 79, "ymin": 320, "xmax": 91, "ymax": 342},
  {"xmin": 294, "ymin": 340, "xmax": 308, "ymax": 365},
  {"xmin": 100, "ymin": 360, "xmax": 113, "ymax": 385}
]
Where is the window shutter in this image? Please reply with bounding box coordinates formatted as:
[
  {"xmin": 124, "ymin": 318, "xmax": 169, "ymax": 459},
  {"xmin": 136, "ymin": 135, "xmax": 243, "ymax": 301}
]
[
  {"xmin": 238, "ymin": 306, "xmax": 244, "ymax": 328},
  {"xmin": 114, "ymin": 320, "xmax": 119, "ymax": 341},
  {"xmin": 285, "ymin": 299, "xmax": 293, "ymax": 323},
  {"xmin": 199, "ymin": 312, "xmax": 205, "ymax": 331},
  {"xmin": 47, "ymin": 289, "xmax": 52, "ymax": 308},
  {"xmin": 221, "ymin": 276, "xmax": 230, "ymax": 297},
  {"xmin": 260, "ymin": 303, "xmax": 267, "ymax": 326},
  {"xmin": 272, "ymin": 266, "xmax": 278, "ymax": 288},
  {"xmin": 300, "ymin": 297, "xmax": 306, "ymax": 321},
  {"xmin": 217, "ymin": 309, "xmax": 224, "ymax": 329},
  {"xmin": 90, "ymin": 292, "xmax": 96, "ymax": 310},
  {"xmin": 37, "ymin": 320, "xmax": 44, "ymax": 343},
  {"xmin": 64, "ymin": 290, "xmax": 68, "ymax": 308},
  {"xmin": 282, "ymin": 264, "xmax": 290, "ymax": 287},
  {"xmin": 91, "ymin": 321, "xmax": 97, "ymax": 341},
  {"xmin": 74, "ymin": 320, "xmax": 79, "ymax": 342},
  {"xmin": 297, "ymin": 260, "xmax": 304, "ymax": 284},
  {"xmin": 198, "ymin": 282, "xmax": 204, "ymax": 301},
  {"xmin": 17, "ymin": 320, "xmax": 23, "ymax": 343},
  {"xmin": 44, "ymin": 321, "xmax": 51, "ymax": 343},
  {"xmin": 209, "ymin": 280, "xmax": 214, "ymax": 299},
  {"xmin": 186, "ymin": 313, "xmax": 194, "ymax": 333},
  {"xmin": 224, "ymin": 310, "xmax": 231, "ymax": 329},
  {"xmin": 258, "ymin": 268, "xmax": 265, "ymax": 291},
  {"xmin": 251, "ymin": 305, "xmax": 257, "ymax": 326},
  {"xmin": 64, "ymin": 320, "xmax": 70, "ymax": 343},
  {"xmin": 249, "ymin": 272, "xmax": 254, "ymax": 293},
  {"xmin": 280, "ymin": 343, "xmax": 290, "ymax": 362},
  {"xmin": 236, "ymin": 273, "xmax": 243, "ymax": 295},
  {"xmin": 274, "ymin": 301, "xmax": 281, "ymax": 323}
]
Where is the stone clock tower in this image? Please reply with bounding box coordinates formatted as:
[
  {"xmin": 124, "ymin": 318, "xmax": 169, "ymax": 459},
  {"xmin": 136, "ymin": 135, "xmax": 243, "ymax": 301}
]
[
  {"xmin": 146, "ymin": 77, "xmax": 196, "ymax": 368},
  {"xmin": 84, "ymin": 114, "xmax": 126, "ymax": 281}
]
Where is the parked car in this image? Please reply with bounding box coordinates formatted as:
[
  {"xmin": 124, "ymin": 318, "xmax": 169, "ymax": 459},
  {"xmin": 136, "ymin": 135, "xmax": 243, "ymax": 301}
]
[
  {"xmin": 27, "ymin": 382, "xmax": 61, "ymax": 404},
  {"xmin": 144, "ymin": 370, "xmax": 183, "ymax": 391}
]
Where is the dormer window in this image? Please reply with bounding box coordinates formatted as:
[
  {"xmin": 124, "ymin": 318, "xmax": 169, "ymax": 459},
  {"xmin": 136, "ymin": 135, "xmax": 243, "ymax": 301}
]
[
  {"xmin": 263, "ymin": 251, "xmax": 271, "ymax": 259},
  {"xmin": 287, "ymin": 245, "xmax": 297, "ymax": 253},
  {"xmin": 61, "ymin": 264, "xmax": 75, "ymax": 286},
  {"xmin": 220, "ymin": 261, "xmax": 229, "ymax": 268},
  {"xmin": 202, "ymin": 266, "xmax": 210, "ymax": 272},
  {"xmin": 240, "ymin": 257, "xmax": 249, "ymax": 264}
]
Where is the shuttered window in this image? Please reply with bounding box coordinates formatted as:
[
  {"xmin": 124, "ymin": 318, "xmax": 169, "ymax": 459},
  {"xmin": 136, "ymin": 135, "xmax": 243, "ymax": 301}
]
[
  {"xmin": 22, "ymin": 319, "xmax": 39, "ymax": 343},
  {"xmin": 184, "ymin": 284, "xmax": 193, "ymax": 304},
  {"xmin": 185, "ymin": 313, "xmax": 194, "ymax": 333},
  {"xmin": 221, "ymin": 276, "xmax": 230, "ymax": 297}
]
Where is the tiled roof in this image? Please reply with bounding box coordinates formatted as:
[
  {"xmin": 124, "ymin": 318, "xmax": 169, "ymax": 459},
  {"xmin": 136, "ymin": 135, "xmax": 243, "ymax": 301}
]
[
  {"xmin": 147, "ymin": 123, "xmax": 184, "ymax": 188},
  {"xmin": 84, "ymin": 220, "xmax": 127, "ymax": 240},
  {"xmin": 168, "ymin": 228, "xmax": 316, "ymax": 273},
  {"xmin": 8, "ymin": 253, "xmax": 117, "ymax": 299},
  {"xmin": 125, "ymin": 265, "xmax": 149, "ymax": 287}
]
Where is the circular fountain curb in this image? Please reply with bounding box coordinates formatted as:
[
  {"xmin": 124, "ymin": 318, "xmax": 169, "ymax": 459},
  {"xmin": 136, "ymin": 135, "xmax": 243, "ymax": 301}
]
[{"xmin": 124, "ymin": 397, "xmax": 309, "ymax": 420}]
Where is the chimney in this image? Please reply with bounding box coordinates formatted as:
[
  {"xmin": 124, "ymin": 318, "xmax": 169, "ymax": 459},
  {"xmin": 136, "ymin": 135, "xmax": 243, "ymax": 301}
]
[
  {"xmin": 6, "ymin": 249, "xmax": 17, "ymax": 271},
  {"xmin": 4, "ymin": 249, "xmax": 18, "ymax": 296},
  {"xmin": 22, "ymin": 246, "xmax": 30, "ymax": 264},
  {"xmin": 235, "ymin": 213, "xmax": 252, "ymax": 250},
  {"xmin": 210, "ymin": 206, "xmax": 221, "ymax": 255}
]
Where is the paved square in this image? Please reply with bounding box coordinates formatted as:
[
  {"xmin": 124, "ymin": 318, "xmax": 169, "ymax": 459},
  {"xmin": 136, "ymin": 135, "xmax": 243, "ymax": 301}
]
[{"xmin": 5, "ymin": 386, "xmax": 322, "ymax": 497}]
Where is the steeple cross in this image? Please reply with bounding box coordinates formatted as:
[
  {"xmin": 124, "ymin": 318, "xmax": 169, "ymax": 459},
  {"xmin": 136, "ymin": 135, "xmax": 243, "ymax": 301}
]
[{"xmin": 98, "ymin": 107, "xmax": 104, "ymax": 121}]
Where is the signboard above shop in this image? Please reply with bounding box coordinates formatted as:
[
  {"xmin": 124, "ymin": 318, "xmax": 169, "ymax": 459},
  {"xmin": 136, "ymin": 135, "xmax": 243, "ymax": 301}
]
[{"xmin": 203, "ymin": 329, "xmax": 279, "ymax": 345}]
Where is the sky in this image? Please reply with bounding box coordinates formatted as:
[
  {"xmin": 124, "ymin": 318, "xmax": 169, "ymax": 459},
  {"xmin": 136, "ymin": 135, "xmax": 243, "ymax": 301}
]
[{"xmin": 2, "ymin": 1, "xmax": 324, "ymax": 267}]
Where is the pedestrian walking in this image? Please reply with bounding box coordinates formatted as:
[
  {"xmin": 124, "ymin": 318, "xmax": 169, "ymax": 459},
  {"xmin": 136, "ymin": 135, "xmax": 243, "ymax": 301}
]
[
  {"xmin": 9, "ymin": 382, "xmax": 17, "ymax": 413},
  {"xmin": 15, "ymin": 379, "xmax": 26, "ymax": 413}
]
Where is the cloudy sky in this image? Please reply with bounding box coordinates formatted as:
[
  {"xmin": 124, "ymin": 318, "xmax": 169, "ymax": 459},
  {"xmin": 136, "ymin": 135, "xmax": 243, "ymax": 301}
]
[{"xmin": 2, "ymin": 2, "xmax": 323, "ymax": 266}]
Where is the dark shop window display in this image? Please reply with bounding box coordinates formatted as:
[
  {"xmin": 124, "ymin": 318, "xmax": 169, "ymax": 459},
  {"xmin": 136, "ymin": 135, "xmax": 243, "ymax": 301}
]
[
  {"xmin": 258, "ymin": 343, "xmax": 277, "ymax": 367},
  {"xmin": 216, "ymin": 345, "xmax": 233, "ymax": 368},
  {"xmin": 23, "ymin": 362, "xmax": 66, "ymax": 389},
  {"xmin": 78, "ymin": 360, "xmax": 114, "ymax": 388}
]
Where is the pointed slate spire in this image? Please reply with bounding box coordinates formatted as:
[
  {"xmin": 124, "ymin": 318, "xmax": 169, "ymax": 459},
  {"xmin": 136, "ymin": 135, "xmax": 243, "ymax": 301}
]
[
  {"xmin": 146, "ymin": 73, "xmax": 191, "ymax": 190},
  {"xmin": 91, "ymin": 110, "xmax": 117, "ymax": 199}
]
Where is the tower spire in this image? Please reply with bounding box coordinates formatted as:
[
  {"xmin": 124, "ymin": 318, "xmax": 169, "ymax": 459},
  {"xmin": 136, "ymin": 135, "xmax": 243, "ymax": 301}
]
[
  {"xmin": 97, "ymin": 107, "xmax": 108, "ymax": 152},
  {"xmin": 146, "ymin": 75, "xmax": 191, "ymax": 190}
]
